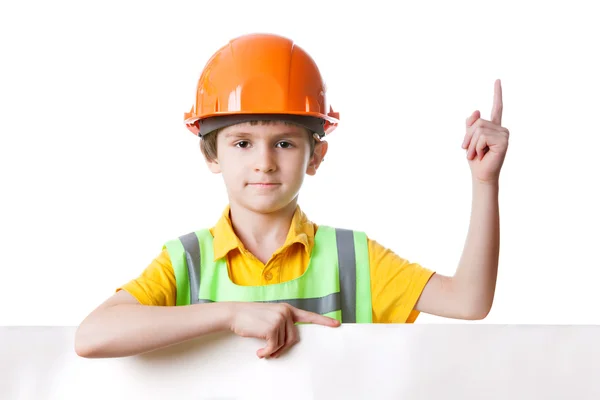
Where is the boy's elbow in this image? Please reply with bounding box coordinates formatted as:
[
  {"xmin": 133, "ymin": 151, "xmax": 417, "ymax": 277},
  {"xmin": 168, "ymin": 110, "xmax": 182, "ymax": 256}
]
[
  {"xmin": 453, "ymin": 282, "xmax": 494, "ymax": 320},
  {"xmin": 462, "ymin": 309, "xmax": 489, "ymax": 320},
  {"xmin": 74, "ymin": 328, "xmax": 92, "ymax": 358},
  {"xmin": 74, "ymin": 324, "xmax": 103, "ymax": 358},
  {"xmin": 460, "ymin": 302, "xmax": 492, "ymax": 320},
  {"xmin": 74, "ymin": 341, "xmax": 93, "ymax": 358}
]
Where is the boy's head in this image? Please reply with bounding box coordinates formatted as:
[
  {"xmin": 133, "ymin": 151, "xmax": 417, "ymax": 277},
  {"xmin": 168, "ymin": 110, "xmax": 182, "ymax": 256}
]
[{"xmin": 183, "ymin": 33, "xmax": 338, "ymax": 213}]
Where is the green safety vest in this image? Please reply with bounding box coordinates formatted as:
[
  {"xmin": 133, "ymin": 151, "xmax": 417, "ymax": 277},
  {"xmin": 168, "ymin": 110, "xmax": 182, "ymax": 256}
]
[{"xmin": 164, "ymin": 226, "xmax": 373, "ymax": 323}]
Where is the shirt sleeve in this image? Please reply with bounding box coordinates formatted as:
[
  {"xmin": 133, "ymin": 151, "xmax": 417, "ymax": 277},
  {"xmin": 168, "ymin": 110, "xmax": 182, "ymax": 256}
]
[
  {"xmin": 368, "ymin": 238, "xmax": 435, "ymax": 323},
  {"xmin": 116, "ymin": 248, "xmax": 177, "ymax": 306}
]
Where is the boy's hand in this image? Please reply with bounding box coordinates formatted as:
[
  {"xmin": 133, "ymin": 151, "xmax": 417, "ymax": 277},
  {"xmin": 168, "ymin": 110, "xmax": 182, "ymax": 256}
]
[
  {"xmin": 230, "ymin": 303, "xmax": 340, "ymax": 358},
  {"xmin": 462, "ymin": 79, "xmax": 510, "ymax": 184},
  {"xmin": 229, "ymin": 302, "xmax": 340, "ymax": 359}
]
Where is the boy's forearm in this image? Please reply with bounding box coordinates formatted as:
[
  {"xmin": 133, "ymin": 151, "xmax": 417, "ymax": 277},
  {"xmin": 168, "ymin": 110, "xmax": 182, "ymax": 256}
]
[
  {"xmin": 75, "ymin": 302, "xmax": 233, "ymax": 358},
  {"xmin": 453, "ymin": 179, "xmax": 500, "ymax": 318}
]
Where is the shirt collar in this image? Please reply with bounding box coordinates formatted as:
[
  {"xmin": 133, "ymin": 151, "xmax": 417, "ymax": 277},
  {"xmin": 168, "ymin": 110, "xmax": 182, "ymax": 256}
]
[{"xmin": 212, "ymin": 204, "xmax": 315, "ymax": 261}]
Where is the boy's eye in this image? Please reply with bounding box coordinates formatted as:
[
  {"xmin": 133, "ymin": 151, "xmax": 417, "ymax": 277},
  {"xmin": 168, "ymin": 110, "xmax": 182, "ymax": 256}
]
[
  {"xmin": 235, "ymin": 141, "xmax": 250, "ymax": 148},
  {"xmin": 276, "ymin": 141, "xmax": 293, "ymax": 149}
]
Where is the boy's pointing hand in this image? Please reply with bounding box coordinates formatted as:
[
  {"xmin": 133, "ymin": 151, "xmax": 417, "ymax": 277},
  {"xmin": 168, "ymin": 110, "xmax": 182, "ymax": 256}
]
[{"xmin": 462, "ymin": 79, "xmax": 510, "ymax": 184}]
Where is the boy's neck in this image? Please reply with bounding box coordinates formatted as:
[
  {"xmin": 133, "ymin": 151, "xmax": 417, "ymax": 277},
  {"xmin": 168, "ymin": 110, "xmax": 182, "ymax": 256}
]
[{"xmin": 228, "ymin": 200, "xmax": 298, "ymax": 264}]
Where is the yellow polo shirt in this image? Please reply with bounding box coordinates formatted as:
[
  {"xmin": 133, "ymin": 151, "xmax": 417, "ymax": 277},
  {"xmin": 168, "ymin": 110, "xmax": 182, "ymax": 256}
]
[{"xmin": 118, "ymin": 205, "xmax": 435, "ymax": 323}]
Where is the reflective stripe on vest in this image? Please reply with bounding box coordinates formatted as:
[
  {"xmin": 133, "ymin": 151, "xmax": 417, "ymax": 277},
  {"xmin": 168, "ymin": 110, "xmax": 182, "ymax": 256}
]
[
  {"xmin": 336, "ymin": 228, "xmax": 357, "ymax": 324},
  {"xmin": 165, "ymin": 225, "xmax": 372, "ymax": 323}
]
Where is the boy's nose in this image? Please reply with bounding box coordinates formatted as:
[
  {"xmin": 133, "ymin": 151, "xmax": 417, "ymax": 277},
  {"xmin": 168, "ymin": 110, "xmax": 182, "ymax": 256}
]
[{"xmin": 254, "ymin": 148, "xmax": 277, "ymax": 173}]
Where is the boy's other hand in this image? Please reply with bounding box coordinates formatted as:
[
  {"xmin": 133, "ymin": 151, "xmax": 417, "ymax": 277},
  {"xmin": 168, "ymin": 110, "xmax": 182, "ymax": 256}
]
[
  {"xmin": 228, "ymin": 302, "xmax": 340, "ymax": 359},
  {"xmin": 462, "ymin": 79, "xmax": 510, "ymax": 184}
]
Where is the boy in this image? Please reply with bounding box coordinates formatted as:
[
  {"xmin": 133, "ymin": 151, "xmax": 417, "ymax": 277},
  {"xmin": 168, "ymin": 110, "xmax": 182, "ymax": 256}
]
[{"xmin": 75, "ymin": 33, "xmax": 509, "ymax": 359}]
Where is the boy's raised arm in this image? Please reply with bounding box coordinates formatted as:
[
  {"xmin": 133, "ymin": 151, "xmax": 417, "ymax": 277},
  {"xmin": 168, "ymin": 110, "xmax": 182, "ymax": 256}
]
[{"xmin": 415, "ymin": 80, "xmax": 509, "ymax": 320}]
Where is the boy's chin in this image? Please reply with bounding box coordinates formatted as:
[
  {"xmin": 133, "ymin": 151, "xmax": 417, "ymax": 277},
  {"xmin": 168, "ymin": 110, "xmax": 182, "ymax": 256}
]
[{"xmin": 235, "ymin": 197, "xmax": 297, "ymax": 214}]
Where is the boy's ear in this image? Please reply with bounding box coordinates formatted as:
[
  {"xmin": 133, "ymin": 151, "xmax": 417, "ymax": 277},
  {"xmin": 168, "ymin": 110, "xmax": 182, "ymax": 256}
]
[{"xmin": 306, "ymin": 140, "xmax": 328, "ymax": 176}]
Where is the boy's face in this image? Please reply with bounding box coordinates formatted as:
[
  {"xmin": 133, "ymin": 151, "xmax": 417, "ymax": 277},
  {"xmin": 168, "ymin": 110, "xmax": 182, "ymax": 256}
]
[{"xmin": 206, "ymin": 121, "xmax": 328, "ymax": 214}]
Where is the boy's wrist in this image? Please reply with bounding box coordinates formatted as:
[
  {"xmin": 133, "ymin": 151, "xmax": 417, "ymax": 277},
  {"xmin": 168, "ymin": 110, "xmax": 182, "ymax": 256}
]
[
  {"xmin": 472, "ymin": 177, "xmax": 500, "ymax": 188},
  {"xmin": 472, "ymin": 178, "xmax": 500, "ymax": 197},
  {"xmin": 190, "ymin": 301, "xmax": 236, "ymax": 333},
  {"xmin": 216, "ymin": 302, "xmax": 237, "ymax": 331}
]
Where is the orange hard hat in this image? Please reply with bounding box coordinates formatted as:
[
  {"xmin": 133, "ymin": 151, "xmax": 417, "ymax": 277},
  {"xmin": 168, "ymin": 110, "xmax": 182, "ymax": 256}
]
[{"xmin": 184, "ymin": 33, "xmax": 339, "ymax": 138}]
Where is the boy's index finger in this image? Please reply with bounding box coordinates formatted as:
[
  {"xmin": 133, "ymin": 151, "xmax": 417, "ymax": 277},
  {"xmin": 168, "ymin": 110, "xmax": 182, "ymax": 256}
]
[
  {"xmin": 293, "ymin": 308, "xmax": 341, "ymax": 327},
  {"xmin": 491, "ymin": 79, "xmax": 503, "ymax": 125}
]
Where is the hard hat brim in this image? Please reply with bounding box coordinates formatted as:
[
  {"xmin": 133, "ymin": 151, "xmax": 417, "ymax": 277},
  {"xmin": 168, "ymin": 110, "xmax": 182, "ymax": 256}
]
[{"xmin": 194, "ymin": 113, "xmax": 336, "ymax": 138}]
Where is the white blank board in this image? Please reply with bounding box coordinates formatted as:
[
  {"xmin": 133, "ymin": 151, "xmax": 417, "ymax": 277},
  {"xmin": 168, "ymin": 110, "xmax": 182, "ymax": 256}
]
[{"xmin": 1, "ymin": 325, "xmax": 599, "ymax": 399}]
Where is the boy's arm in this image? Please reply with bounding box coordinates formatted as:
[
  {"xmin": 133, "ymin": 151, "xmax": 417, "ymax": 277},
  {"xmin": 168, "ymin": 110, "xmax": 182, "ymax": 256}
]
[
  {"xmin": 75, "ymin": 289, "xmax": 339, "ymax": 359},
  {"xmin": 74, "ymin": 290, "xmax": 233, "ymax": 358},
  {"xmin": 415, "ymin": 180, "xmax": 500, "ymax": 319},
  {"xmin": 415, "ymin": 79, "xmax": 508, "ymax": 320}
]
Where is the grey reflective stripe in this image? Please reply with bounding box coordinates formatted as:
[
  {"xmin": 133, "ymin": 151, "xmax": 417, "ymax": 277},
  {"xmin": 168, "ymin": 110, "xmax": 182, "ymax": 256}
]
[
  {"xmin": 335, "ymin": 228, "xmax": 356, "ymax": 323},
  {"xmin": 197, "ymin": 292, "xmax": 341, "ymax": 315},
  {"xmin": 179, "ymin": 232, "xmax": 201, "ymax": 305}
]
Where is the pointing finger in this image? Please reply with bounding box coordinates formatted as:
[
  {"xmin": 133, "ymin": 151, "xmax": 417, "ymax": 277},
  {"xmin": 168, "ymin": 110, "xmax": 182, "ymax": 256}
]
[
  {"xmin": 293, "ymin": 308, "xmax": 341, "ymax": 327},
  {"xmin": 491, "ymin": 79, "xmax": 503, "ymax": 125}
]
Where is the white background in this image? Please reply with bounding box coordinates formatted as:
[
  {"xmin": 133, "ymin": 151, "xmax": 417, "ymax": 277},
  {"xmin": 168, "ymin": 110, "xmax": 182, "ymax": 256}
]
[{"xmin": 1, "ymin": 0, "xmax": 599, "ymax": 326}]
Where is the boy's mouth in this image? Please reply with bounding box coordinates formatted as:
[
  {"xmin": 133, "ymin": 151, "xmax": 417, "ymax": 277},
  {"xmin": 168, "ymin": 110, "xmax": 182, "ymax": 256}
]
[{"xmin": 247, "ymin": 183, "xmax": 280, "ymax": 187}]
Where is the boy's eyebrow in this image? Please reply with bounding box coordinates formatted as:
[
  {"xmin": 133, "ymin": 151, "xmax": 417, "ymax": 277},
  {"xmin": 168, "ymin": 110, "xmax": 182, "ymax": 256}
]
[
  {"xmin": 224, "ymin": 131, "xmax": 252, "ymax": 139},
  {"xmin": 270, "ymin": 131, "xmax": 307, "ymax": 139}
]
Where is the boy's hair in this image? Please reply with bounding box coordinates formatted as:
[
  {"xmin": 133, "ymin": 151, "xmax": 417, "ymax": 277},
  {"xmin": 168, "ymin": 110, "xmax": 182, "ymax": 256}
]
[{"xmin": 200, "ymin": 120, "xmax": 317, "ymax": 162}]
